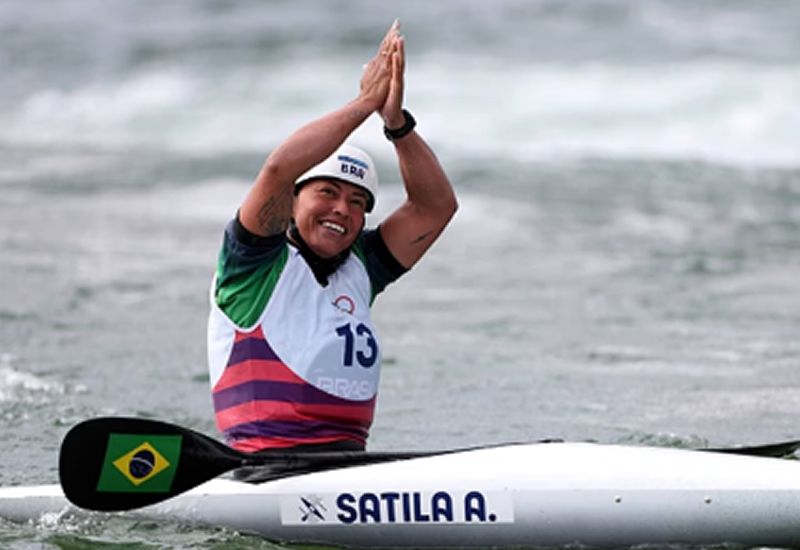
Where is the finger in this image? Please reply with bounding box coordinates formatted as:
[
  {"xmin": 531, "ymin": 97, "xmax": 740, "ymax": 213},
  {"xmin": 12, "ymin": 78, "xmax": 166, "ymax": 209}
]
[
  {"xmin": 385, "ymin": 39, "xmax": 403, "ymax": 78},
  {"xmin": 393, "ymin": 54, "xmax": 404, "ymax": 100},
  {"xmin": 378, "ymin": 28, "xmax": 393, "ymax": 52},
  {"xmin": 397, "ymin": 36, "xmax": 405, "ymax": 74},
  {"xmin": 387, "ymin": 19, "xmax": 400, "ymax": 39},
  {"xmin": 379, "ymin": 20, "xmax": 400, "ymax": 53}
]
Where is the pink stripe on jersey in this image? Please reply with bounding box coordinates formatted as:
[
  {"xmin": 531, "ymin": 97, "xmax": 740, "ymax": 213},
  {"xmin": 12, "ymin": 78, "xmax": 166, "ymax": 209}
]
[
  {"xmin": 231, "ymin": 434, "xmax": 364, "ymax": 452},
  {"xmin": 214, "ymin": 397, "xmax": 375, "ymax": 432},
  {"xmin": 212, "ymin": 327, "xmax": 376, "ymax": 451},
  {"xmin": 212, "ymin": 359, "xmax": 305, "ymax": 392}
]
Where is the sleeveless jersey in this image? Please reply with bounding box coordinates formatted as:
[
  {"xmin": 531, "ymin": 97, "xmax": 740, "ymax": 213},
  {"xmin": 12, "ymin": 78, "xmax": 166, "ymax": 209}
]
[{"xmin": 208, "ymin": 221, "xmax": 403, "ymax": 452}]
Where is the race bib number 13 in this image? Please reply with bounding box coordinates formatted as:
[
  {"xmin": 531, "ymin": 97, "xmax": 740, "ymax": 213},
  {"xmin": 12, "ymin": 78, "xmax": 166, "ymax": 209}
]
[{"xmin": 335, "ymin": 323, "xmax": 377, "ymax": 368}]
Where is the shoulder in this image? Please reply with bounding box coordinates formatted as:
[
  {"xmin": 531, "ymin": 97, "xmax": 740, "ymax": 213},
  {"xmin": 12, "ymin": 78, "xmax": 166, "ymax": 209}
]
[
  {"xmin": 214, "ymin": 216, "xmax": 290, "ymax": 327},
  {"xmin": 351, "ymin": 226, "xmax": 408, "ymax": 300},
  {"xmin": 223, "ymin": 214, "xmax": 286, "ymax": 259}
]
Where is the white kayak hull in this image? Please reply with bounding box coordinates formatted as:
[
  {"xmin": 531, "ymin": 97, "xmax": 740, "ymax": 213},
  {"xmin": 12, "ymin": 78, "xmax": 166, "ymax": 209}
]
[{"xmin": 3, "ymin": 441, "xmax": 800, "ymax": 548}]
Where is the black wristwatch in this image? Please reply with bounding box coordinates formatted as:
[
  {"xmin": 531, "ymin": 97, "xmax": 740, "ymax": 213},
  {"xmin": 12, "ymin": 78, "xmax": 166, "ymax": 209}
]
[{"xmin": 383, "ymin": 109, "xmax": 416, "ymax": 141}]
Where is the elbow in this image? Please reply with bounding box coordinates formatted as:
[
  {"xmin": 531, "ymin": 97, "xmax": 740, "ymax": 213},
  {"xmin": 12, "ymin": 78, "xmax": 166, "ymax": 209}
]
[
  {"xmin": 443, "ymin": 199, "xmax": 458, "ymax": 225},
  {"xmin": 427, "ymin": 183, "xmax": 457, "ymax": 225},
  {"xmin": 261, "ymin": 156, "xmax": 285, "ymax": 180},
  {"xmin": 443, "ymin": 186, "xmax": 458, "ymax": 220},
  {"xmin": 261, "ymin": 140, "xmax": 304, "ymax": 180},
  {"xmin": 256, "ymin": 153, "xmax": 295, "ymax": 190}
]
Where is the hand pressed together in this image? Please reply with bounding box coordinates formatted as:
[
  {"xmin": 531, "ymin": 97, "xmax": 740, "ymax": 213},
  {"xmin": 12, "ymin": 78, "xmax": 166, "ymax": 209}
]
[{"xmin": 360, "ymin": 20, "xmax": 405, "ymax": 124}]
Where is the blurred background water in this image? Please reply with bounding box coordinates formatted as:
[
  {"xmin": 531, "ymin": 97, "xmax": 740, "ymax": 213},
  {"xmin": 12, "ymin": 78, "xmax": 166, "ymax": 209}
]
[{"xmin": 1, "ymin": 0, "xmax": 799, "ymax": 547}]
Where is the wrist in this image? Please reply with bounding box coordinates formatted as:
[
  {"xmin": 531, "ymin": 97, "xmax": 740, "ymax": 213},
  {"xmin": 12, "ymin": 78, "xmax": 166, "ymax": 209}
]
[
  {"xmin": 382, "ymin": 111, "xmax": 405, "ymax": 129},
  {"xmin": 351, "ymin": 95, "xmax": 382, "ymax": 119},
  {"xmin": 383, "ymin": 109, "xmax": 416, "ymax": 141}
]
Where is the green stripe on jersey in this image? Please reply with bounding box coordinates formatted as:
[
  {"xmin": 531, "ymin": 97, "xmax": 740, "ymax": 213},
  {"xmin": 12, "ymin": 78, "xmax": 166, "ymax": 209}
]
[{"xmin": 215, "ymin": 245, "xmax": 289, "ymax": 328}]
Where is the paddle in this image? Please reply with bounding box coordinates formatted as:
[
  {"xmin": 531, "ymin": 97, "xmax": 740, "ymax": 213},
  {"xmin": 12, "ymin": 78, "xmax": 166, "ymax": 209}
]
[
  {"xmin": 60, "ymin": 416, "xmax": 800, "ymax": 513},
  {"xmin": 58, "ymin": 417, "xmax": 443, "ymax": 512}
]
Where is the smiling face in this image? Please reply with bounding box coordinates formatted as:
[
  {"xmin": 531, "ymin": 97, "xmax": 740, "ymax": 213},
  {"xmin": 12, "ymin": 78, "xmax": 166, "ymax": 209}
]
[{"xmin": 293, "ymin": 178, "xmax": 369, "ymax": 258}]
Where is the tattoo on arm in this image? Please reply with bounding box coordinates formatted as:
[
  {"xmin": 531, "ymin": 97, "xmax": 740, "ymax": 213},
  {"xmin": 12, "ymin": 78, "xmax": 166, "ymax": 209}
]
[
  {"xmin": 409, "ymin": 230, "xmax": 433, "ymax": 246},
  {"xmin": 257, "ymin": 187, "xmax": 293, "ymax": 236}
]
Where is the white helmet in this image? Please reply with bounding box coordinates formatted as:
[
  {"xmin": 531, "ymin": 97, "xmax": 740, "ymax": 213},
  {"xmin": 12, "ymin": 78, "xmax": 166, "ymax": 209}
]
[{"xmin": 295, "ymin": 144, "xmax": 379, "ymax": 212}]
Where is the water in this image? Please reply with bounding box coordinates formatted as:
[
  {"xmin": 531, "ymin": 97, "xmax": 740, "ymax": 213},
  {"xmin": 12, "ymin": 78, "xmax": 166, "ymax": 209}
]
[{"xmin": 1, "ymin": 0, "xmax": 799, "ymax": 547}]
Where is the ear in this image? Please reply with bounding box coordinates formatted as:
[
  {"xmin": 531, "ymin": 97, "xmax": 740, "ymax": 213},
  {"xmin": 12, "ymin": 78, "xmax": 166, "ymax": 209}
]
[{"xmin": 291, "ymin": 188, "xmax": 301, "ymax": 213}]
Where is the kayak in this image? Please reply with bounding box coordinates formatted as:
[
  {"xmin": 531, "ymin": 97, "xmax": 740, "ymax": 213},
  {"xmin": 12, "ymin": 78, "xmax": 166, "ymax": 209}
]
[{"xmin": 3, "ymin": 439, "xmax": 800, "ymax": 548}]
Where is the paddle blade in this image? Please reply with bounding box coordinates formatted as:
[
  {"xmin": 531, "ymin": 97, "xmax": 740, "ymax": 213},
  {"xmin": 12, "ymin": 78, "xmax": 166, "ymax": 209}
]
[{"xmin": 59, "ymin": 417, "xmax": 244, "ymax": 511}]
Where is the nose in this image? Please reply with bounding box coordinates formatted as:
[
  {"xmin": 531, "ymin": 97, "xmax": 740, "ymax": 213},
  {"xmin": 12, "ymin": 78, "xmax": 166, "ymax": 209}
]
[{"xmin": 331, "ymin": 194, "xmax": 351, "ymax": 217}]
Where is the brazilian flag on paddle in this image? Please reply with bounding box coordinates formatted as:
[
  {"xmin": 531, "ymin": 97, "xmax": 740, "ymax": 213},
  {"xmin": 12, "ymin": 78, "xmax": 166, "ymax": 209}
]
[
  {"xmin": 60, "ymin": 417, "xmax": 242, "ymax": 511},
  {"xmin": 96, "ymin": 434, "xmax": 182, "ymax": 493}
]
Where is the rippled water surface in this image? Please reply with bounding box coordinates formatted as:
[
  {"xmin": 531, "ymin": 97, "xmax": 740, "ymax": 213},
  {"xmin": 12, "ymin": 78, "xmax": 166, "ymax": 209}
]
[{"xmin": 1, "ymin": 1, "xmax": 799, "ymax": 548}]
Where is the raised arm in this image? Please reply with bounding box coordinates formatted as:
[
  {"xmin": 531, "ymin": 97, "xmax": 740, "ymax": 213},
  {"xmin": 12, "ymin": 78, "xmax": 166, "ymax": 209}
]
[
  {"xmin": 379, "ymin": 32, "xmax": 458, "ymax": 268},
  {"xmin": 239, "ymin": 24, "xmax": 398, "ymax": 237}
]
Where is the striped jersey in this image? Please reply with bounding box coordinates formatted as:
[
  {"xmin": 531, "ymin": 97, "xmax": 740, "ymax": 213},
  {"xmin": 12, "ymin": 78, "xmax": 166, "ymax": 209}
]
[{"xmin": 207, "ymin": 218, "xmax": 404, "ymax": 452}]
